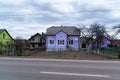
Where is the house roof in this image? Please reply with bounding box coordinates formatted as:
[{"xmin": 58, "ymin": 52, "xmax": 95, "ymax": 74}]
[
  {"xmin": 28, "ymin": 33, "xmax": 45, "ymax": 40},
  {"xmin": 46, "ymin": 26, "xmax": 80, "ymax": 36}
]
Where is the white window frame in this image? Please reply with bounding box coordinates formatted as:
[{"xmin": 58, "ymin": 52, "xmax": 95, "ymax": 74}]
[
  {"xmin": 58, "ymin": 40, "xmax": 64, "ymax": 46},
  {"xmin": 49, "ymin": 40, "xmax": 54, "ymax": 45},
  {"xmin": 69, "ymin": 40, "xmax": 74, "ymax": 45}
]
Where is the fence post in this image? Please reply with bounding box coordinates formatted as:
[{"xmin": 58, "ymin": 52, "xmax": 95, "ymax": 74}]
[{"xmin": 117, "ymin": 47, "xmax": 120, "ymax": 59}]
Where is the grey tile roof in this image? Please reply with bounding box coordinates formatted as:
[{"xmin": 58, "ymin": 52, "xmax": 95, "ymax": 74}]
[{"xmin": 46, "ymin": 26, "xmax": 80, "ymax": 35}]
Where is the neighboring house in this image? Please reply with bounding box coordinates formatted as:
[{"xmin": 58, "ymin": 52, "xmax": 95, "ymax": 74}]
[
  {"xmin": 111, "ymin": 39, "xmax": 120, "ymax": 47},
  {"xmin": 46, "ymin": 26, "xmax": 80, "ymax": 51},
  {"xmin": 88, "ymin": 36, "xmax": 111, "ymax": 49},
  {"xmin": 28, "ymin": 33, "xmax": 45, "ymax": 50},
  {"xmin": 0, "ymin": 29, "xmax": 14, "ymax": 55}
]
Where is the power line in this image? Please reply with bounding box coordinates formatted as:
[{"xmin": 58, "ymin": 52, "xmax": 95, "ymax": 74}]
[{"xmin": 0, "ymin": 9, "xmax": 120, "ymax": 16}]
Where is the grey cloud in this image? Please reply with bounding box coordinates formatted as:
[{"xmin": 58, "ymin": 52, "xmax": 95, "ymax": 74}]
[
  {"xmin": 0, "ymin": 0, "xmax": 120, "ymax": 39},
  {"xmin": 70, "ymin": 2, "xmax": 119, "ymax": 26},
  {"xmin": 0, "ymin": 0, "xmax": 64, "ymax": 23},
  {"xmin": 26, "ymin": 0, "xmax": 60, "ymax": 13}
]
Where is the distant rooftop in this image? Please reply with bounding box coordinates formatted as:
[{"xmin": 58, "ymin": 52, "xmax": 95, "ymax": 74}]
[{"xmin": 29, "ymin": 33, "xmax": 45, "ymax": 40}]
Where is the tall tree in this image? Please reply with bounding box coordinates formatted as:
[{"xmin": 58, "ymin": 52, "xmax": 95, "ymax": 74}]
[{"xmin": 89, "ymin": 23, "xmax": 107, "ymax": 51}]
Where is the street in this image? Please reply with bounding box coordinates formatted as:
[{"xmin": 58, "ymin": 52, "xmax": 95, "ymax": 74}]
[{"xmin": 0, "ymin": 58, "xmax": 120, "ymax": 80}]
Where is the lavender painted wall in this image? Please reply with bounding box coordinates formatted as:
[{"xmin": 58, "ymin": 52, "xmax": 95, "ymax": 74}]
[
  {"xmin": 68, "ymin": 36, "xmax": 80, "ymax": 50},
  {"xmin": 46, "ymin": 31, "xmax": 80, "ymax": 51},
  {"xmin": 46, "ymin": 36, "xmax": 55, "ymax": 51}
]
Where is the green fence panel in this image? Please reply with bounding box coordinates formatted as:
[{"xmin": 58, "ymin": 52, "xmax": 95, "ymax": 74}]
[{"xmin": 100, "ymin": 48, "xmax": 117, "ymax": 58}]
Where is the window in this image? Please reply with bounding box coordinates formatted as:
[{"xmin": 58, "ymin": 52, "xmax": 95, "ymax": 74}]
[
  {"xmin": 38, "ymin": 43, "xmax": 41, "ymax": 47},
  {"xmin": 82, "ymin": 44, "xmax": 86, "ymax": 48},
  {"xmin": 32, "ymin": 44, "xmax": 34, "ymax": 48},
  {"xmin": 40, "ymin": 38, "xmax": 42, "ymax": 43},
  {"xmin": 39, "ymin": 38, "xmax": 42, "ymax": 43},
  {"xmin": 49, "ymin": 40, "xmax": 54, "ymax": 45},
  {"xmin": 69, "ymin": 40, "xmax": 73, "ymax": 45},
  {"xmin": 3, "ymin": 34, "xmax": 5, "ymax": 38},
  {"xmin": 6, "ymin": 42, "xmax": 9, "ymax": 44},
  {"xmin": 58, "ymin": 40, "xmax": 64, "ymax": 45}
]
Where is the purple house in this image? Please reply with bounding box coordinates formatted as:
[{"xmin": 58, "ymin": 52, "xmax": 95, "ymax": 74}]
[
  {"xmin": 88, "ymin": 36, "xmax": 111, "ymax": 49},
  {"xmin": 46, "ymin": 26, "xmax": 80, "ymax": 51}
]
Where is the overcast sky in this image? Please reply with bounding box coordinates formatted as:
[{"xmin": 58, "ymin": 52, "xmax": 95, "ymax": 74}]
[{"xmin": 0, "ymin": 0, "xmax": 120, "ymax": 39}]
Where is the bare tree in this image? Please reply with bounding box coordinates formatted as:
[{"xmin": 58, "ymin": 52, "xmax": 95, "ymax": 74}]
[
  {"xmin": 113, "ymin": 24, "xmax": 120, "ymax": 36},
  {"xmin": 15, "ymin": 36, "xmax": 26, "ymax": 56},
  {"xmin": 89, "ymin": 23, "xmax": 107, "ymax": 53},
  {"xmin": 80, "ymin": 25, "xmax": 92, "ymax": 47},
  {"xmin": 77, "ymin": 25, "xmax": 93, "ymax": 53}
]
